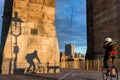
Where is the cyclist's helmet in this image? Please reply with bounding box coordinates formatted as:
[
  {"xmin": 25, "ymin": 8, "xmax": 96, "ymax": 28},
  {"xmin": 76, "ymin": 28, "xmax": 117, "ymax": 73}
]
[
  {"xmin": 34, "ymin": 50, "xmax": 37, "ymax": 53},
  {"xmin": 105, "ymin": 37, "xmax": 112, "ymax": 42}
]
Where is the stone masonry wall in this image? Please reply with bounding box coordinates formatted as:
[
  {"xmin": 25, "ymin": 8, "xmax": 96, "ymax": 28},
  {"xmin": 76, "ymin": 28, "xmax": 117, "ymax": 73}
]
[
  {"xmin": 86, "ymin": 0, "xmax": 120, "ymax": 59},
  {"xmin": 2, "ymin": 0, "xmax": 60, "ymax": 74}
]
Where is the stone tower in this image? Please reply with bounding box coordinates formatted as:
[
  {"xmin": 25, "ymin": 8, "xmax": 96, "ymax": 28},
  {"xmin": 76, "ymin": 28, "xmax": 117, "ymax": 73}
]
[
  {"xmin": 86, "ymin": 0, "xmax": 120, "ymax": 60},
  {"xmin": 1, "ymin": 0, "xmax": 60, "ymax": 74}
]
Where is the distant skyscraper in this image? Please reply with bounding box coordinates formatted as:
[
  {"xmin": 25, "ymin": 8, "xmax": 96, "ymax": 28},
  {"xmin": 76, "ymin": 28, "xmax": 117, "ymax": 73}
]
[{"xmin": 65, "ymin": 44, "xmax": 74, "ymax": 57}]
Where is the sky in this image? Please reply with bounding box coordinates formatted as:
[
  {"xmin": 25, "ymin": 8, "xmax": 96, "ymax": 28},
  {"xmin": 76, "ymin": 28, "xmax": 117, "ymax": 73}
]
[
  {"xmin": 0, "ymin": 0, "xmax": 87, "ymax": 54},
  {"xmin": 0, "ymin": 0, "xmax": 4, "ymax": 40},
  {"xmin": 55, "ymin": 0, "xmax": 87, "ymax": 54}
]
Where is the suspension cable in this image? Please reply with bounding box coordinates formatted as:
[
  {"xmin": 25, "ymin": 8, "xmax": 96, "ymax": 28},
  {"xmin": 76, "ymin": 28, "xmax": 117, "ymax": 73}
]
[{"xmin": 65, "ymin": 0, "xmax": 75, "ymax": 44}]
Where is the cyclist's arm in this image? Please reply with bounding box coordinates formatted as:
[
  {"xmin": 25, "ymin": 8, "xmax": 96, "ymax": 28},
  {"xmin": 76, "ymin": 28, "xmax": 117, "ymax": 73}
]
[{"xmin": 36, "ymin": 56, "xmax": 41, "ymax": 64}]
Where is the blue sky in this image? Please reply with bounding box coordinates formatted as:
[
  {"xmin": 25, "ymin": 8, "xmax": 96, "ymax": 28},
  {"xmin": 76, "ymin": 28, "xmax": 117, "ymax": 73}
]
[
  {"xmin": 0, "ymin": 0, "xmax": 87, "ymax": 54},
  {"xmin": 55, "ymin": 0, "xmax": 87, "ymax": 54},
  {"xmin": 0, "ymin": 0, "xmax": 4, "ymax": 40}
]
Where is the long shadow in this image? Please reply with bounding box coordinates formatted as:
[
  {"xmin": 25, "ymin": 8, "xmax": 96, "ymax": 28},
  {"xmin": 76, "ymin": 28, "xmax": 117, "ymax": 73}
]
[
  {"xmin": 0, "ymin": 0, "xmax": 14, "ymax": 74},
  {"xmin": 25, "ymin": 50, "xmax": 41, "ymax": 73},
  {"xmin": 47, "ymin": 62, "xmax": 59, "ymax": 73},
  {"xmin": 9, "ymin": 45, "xmax": 20, "ymax": 74},
  {"xmin": 8, "ymin": 11, "xmax": 23, "ymax": 74}
]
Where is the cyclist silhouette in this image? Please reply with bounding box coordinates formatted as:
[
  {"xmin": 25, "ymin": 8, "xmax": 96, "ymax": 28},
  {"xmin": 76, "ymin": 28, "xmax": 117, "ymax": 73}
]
[{"xmin": 25, "ymin": 50, "xmax": 41, "ymax": 73}]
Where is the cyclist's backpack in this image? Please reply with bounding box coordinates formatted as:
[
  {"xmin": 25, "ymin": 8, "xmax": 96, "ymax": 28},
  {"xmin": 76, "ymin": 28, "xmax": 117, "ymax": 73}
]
[
  {"xmin": 108, "ymin": 42, "xmax": 119, "ymax": 51},
  {"xmin": 107, "ymin": 42, "xmax": 119, "ymax": 55}
]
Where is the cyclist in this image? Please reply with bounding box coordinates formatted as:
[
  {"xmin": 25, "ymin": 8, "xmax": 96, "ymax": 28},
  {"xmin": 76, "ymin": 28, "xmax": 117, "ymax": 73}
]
[
  {"xmin": 103, "ymin": 37, "xmax": 119, "ymax": 75},
  {"xmin": 25, "ymin": 50, "xmax": 41, "ymax": 73}
]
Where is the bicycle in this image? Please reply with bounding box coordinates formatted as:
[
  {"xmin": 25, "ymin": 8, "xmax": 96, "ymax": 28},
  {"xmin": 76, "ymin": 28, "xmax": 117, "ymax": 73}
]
[
  {"xmin": 24, "ymin": 62, "xmax": 45, "ymax": 74},
  {"xmin": 102, "ymin": 56, "xmax": 119, "ymax": 80}
]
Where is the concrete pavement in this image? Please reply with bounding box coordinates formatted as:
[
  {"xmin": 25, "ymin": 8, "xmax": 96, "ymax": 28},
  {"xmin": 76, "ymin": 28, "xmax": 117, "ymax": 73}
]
[{"xmin": 0, "ymin": 69, "xmax": 119, "ymax": 80}]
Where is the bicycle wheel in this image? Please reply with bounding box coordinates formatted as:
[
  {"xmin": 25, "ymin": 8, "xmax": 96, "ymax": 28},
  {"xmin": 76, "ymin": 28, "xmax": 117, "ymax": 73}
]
[
  {"xmin": 109, "ymin": 67, "xmax": 119, "ymax": 80},
  {"xmin": 36, "ymin": 66, "xmax": 45, "ymax": 73},
  {"xmin": 24, "ymin": 68, "xmax": 29, "ymax": 74},
  {"xmin": 102, "ymin": 67, "xmax": 119, "ymax": 80},
  {"xmin": 102, "ymin": 68, "xmax": 108, "ymax": 80},
  {"xmin": 24, "ymin": 67, "xmax": 34, "ymax": 74}
]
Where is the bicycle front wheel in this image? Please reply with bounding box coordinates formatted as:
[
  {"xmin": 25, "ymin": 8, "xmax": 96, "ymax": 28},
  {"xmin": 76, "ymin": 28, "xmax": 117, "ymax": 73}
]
[{"xmin": 109, "ymin": 67, "xmax": 119, "ymax": 80}]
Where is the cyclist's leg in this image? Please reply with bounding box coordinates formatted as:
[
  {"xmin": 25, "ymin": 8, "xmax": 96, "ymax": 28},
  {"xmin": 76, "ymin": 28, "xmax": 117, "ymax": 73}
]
[
  {"xmin": 31, "ymin": 62, "xmax": 36, "ymax": 73},
  {"xmin": 27, "ymin": 64, "xmax": 32, "ymax": 71},
  {"xmin": 34, "ymin": 63, "xmax": 42, "ymax": 73},
  {"xmin": 103, "ymin": 52, "xmax": 109, "ymax": 68},
  {"xmin": 111, "ymin": 55, "xmax": 115, "ymax": 66},
  {"xmin": 109, "ymin": 55, "xmax": 118, "ymax": 76},
  {"xmin": 104, "ymin": 55, "xmax": 112, "ymax": 76},
  {"xmin": 26, "ymin": 60, "xmax": 33, "ymax": 71},
  {"xmin": 109, "ymin": 55, "xmax": 115, "ymax": 68}
]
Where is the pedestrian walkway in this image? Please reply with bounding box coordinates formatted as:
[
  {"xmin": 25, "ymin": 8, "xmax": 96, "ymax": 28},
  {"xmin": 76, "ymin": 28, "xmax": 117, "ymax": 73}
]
[
  {"xmin": 0, "ymin": 69, "xmax": 119, "ymax": 80},
  {"xmin": 58, "ymin": 69, "xmax": 102, "ymax": 80}
]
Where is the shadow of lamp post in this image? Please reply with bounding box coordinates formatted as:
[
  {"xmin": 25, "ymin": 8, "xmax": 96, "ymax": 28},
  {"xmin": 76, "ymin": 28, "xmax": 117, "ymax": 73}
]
[{"xmin": 10, "ymin": 12, "xmax": 22, "ymax": 74}]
